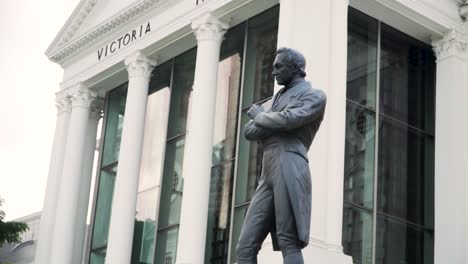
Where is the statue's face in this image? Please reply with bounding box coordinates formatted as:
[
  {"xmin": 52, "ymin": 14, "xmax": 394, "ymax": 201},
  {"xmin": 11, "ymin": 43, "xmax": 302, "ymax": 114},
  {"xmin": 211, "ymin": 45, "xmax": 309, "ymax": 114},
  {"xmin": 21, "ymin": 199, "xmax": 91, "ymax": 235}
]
[{"xmin": 272, "ymin": 53, "xmax": 295, "ymax": 86}]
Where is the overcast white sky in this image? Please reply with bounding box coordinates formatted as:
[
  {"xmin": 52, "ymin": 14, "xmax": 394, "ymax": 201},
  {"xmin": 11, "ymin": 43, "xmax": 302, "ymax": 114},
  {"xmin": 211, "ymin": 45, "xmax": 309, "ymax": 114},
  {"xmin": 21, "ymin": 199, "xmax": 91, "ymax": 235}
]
[{"xmin": 0, "ymin": 1, "xmax": 80, "ymax": 220}]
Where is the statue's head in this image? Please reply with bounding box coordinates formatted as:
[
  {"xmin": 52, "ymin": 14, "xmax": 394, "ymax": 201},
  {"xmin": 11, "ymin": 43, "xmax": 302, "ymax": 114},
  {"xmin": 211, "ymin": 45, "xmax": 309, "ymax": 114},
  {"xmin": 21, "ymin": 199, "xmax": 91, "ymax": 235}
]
[{"xmin": 272, "ymin": 47, "xmax": 306, "ymax": 86}]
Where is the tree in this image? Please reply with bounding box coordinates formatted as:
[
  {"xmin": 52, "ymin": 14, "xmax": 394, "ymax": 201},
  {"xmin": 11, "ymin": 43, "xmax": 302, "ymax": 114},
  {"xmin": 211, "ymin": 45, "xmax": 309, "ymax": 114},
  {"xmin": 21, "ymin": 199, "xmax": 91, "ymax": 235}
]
[{"xmin": 0, "ymin": 197, "xmax": 28, "ymax": 247}]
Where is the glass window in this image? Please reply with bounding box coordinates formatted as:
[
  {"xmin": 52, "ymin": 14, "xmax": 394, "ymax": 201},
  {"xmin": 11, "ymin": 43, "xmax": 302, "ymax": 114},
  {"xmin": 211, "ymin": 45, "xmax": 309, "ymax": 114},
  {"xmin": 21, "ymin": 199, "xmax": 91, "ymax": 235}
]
[
  {"xmin": 342, "ymin": 203, "xmax": 373, "ymax": 264},
  {"xmin": 241, "ymin": 7, "xmax": 279, "ymax": 108},
  {"xmin": 379, "ymin": 24, "xmax": 435, "ymax": 134},
  {"xmin": 101, "ymin": 84, "xmax": 127, "ymax": 167},
  {"xmin": 166, "ymin": 50, "xmax": 196, "ymax": 139},
  {"xmin": 375, "ymin": 215, "xmax": 433, "ymax": 264},
  {"xmin": 90, "ymin": 84, "xmax": 127, "ymax": 258},
  {"xmin": 346, "ymin": 8, "xmax": 378, "ymax": 110},
  {"xmin": 155, "ymin": 48, "xmax": 197, "ymax": 263},
  {"xmin": 377, "ymin": 117, "xmax": 434, "ymax": 228},
  {"xmin": 343, "ymin": 8, "xmax": 435, "ymax": 264},
  {"xmin": 344, "ymin": 103, "xmax": 376, "ymax": 209},
  {"xmin": 91, "ymin": 164, "xmax": 118, "ymax": 249}
]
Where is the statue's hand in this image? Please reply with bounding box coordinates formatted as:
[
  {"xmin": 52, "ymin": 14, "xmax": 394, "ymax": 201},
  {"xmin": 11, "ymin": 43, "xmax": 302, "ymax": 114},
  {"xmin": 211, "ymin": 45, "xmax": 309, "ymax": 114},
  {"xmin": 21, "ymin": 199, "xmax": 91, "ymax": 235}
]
[{"xmin": 247, "ymin": 104, "xmax": 262, "ymax": 119}]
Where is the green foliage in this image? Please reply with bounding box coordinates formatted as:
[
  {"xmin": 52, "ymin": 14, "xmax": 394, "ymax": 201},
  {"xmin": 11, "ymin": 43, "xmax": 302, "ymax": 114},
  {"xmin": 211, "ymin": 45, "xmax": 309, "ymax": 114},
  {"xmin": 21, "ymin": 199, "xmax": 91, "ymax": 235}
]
[{"xmin": 0, "ymin": 198, "xmax": 29, "ymax": 247}]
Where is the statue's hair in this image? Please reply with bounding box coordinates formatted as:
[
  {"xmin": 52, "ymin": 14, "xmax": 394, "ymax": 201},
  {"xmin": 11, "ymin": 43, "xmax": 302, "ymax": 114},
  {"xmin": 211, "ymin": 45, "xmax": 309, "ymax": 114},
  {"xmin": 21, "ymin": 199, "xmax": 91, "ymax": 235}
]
[{"xmin": 275, "ymin": 47, "xmax": 307, "ymax": 77}]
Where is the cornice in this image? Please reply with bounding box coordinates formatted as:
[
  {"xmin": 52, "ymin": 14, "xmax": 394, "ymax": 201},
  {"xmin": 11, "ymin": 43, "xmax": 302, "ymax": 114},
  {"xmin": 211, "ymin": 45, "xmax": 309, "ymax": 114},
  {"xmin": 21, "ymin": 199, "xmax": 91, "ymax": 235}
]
[
  {"xmin": 376, "ymin": 0, "xmax": 464, "ymax": 36},
  {"xmin": 46, "ymin": 0, "xmax": 179, "ymax": 65},
  {"xmin": 432, "ymin": 29, "xmax": 468, "ymax": 61}
]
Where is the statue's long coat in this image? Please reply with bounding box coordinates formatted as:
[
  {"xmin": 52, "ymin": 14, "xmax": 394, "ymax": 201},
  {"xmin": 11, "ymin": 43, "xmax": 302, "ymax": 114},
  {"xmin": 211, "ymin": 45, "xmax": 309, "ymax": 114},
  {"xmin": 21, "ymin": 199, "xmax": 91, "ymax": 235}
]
[{"xmin": 244, "ymin": 80, "xmax": 326, "ymax": 250}]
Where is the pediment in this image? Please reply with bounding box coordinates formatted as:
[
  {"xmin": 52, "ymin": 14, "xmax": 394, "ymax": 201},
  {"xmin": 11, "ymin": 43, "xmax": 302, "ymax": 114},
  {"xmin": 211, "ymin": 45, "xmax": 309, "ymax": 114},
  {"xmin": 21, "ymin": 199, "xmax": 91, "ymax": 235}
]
[{"xmin": 45, "ymin": 0, "xmax": 162, "ymax": 64}]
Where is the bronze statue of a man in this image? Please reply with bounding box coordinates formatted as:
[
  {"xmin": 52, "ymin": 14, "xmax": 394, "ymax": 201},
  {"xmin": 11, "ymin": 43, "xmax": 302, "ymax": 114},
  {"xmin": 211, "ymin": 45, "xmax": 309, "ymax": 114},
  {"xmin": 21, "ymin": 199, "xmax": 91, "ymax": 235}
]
[{"xmin": 236, "ymin": 48, "xmax": 327, "ymax": 264}]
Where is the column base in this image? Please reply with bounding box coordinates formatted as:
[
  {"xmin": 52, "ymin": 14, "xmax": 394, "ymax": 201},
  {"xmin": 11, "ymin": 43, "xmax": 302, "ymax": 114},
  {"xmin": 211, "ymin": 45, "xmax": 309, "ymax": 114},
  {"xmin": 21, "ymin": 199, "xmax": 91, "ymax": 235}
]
[{"xmin": 257, "ymin": 237, "xmax": 354, "ymax": 264}]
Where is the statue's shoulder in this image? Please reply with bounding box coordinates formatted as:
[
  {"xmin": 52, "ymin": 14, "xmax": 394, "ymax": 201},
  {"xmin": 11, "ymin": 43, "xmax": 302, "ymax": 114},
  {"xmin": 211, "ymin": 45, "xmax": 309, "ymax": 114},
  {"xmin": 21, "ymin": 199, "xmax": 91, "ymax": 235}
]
[{"xmin": 300, "ymin": 81, "xmax": 327, "ymax": 101}]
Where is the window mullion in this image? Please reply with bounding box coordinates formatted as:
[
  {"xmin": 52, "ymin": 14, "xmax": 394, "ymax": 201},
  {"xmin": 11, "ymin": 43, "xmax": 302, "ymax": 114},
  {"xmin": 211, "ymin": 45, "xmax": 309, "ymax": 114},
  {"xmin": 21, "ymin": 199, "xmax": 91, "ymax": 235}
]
[{"xmin": 371, "ymin": 21, "xmax": 382, "ymax": 264}]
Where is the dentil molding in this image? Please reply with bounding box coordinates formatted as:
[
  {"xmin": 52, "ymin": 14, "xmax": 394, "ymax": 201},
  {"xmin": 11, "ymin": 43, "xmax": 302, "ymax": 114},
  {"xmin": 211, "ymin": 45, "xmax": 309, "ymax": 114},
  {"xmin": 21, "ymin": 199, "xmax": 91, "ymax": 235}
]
[{"xmin": 191, "ymin": 12, "xmax": 229, "ymax": 42}]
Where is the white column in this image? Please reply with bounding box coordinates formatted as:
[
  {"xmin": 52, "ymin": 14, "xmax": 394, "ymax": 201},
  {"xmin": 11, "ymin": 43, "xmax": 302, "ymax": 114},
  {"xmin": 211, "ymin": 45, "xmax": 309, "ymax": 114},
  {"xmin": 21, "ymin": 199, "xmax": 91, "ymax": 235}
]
[
  {"xmin": 432, "ymin": 30, "xmax": 468, "ymax": 264},
  {"xmin": 73, "ymin": 98, "xmax": 104, "ymax": 262},
  {"xmin": 175, "ymin": 13, "xmax": 227, "ymax": 264},
  {"xmin": 259, "ymin": 0, "xmax": 352, "ymax": 263},
  {"xmin": 35, "ymin": 90, "xmax": 71, "ymax": 264},
  {"xmin": 50, "ymin": 84, "xmax": 97, "ymax": 264},
  {"xmin": 105, "ymin": 51, "xmax": 156, "ymax": 264}
]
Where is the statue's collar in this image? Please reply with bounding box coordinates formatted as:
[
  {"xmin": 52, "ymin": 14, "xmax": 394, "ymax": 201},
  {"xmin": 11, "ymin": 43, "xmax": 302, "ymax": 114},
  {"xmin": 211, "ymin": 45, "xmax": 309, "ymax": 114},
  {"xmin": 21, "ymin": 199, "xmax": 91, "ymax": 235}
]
[{"xmin": 285, "ymin": 78, "xmax": 306, "ymax": 90}]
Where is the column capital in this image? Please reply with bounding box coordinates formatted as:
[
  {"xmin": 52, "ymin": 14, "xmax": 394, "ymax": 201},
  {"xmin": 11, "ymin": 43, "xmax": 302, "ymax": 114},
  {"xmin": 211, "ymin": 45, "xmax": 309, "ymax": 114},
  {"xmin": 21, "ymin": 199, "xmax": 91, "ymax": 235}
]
[
  {"xmin": 124, "ymin": 51, "xmax": 157, "ymax": 79},
  {"xmin": 191, "ymin": 13, "xmax": 228, "ymax": 42},
  {"xmin": 68, "ymin": 83, "xmax": 98, "ymax": 108},
  {"xmin": 55, "ymin": 89, "xmax": 71, "ymax": 114},
  {"xmin": 432, "ymin": 29, "xmax": 468, "ymax": 62}
]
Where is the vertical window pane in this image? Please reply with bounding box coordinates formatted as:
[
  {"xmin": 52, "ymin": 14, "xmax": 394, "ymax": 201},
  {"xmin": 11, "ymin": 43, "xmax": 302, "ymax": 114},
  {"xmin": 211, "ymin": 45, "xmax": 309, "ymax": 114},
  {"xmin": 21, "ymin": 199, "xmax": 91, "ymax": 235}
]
[
  {"xmin": 234, "ymin": 111, "xmax": 262, "ymax": 205},
  {"xmin": 376, "ymin": 215, "xmax": 433, "ymax": 264},
  {"xmin": 377, "ymin": 117, "xmax": 434, "ymax": 228},
  {"xmin": 379, "ymin": 24, "xmax": 435, "ymax": 133},
  {"xmin": 157, "ymin": 138, "xmax": 185, "ymax": 228},
  {"xmin": 241, "ymin": 6, "xmax": 279, "ymax": 108},
  {"xmin": 229, "ymin": 205, "xmax": 249, "ymax": 264},
  {"xmin": 346, "ymin": 8, "xmax": 378, "ymax": 110},
  {"xmin": 205, "ymin": 162, "xmax": 235, "ymax": 264},
  {"xmin": 154, "ymin": 227, "xmax": 179, "ymax": 264},
  {"xmin": 212, "ymin": 23, "xmax": 244, "ymax": 166},
  {"xmin": 155, "ymin": 49, "xmax": 196, "ymax": 264},
  {"xmin": 90, "ymin": 248, "xmax": 106, "ymax": 264},
  {"xmin": 91, "ymin": 164, "xmax": 117, "ymax": 249},
  {"xmin": 342, "ymin": 203, "xmax": 373, "ymax": 264},
  {"xmin": 344, "ymin": 103, "xmax": 375, "ymax": 209},
  {"xmin": 102, "ymin": 84, "xmax": 127, "ymax": 167},
  {"xmin": 166, "ymin": 49, "xmax": 196, "ymax": 138}
]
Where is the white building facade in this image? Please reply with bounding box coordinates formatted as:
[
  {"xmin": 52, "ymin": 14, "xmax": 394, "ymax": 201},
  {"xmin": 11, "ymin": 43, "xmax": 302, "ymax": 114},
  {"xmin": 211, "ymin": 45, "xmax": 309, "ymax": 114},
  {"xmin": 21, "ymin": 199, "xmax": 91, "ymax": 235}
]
[{"xmin": 36, "ymin": 0, "xmax": 468, "ymax": 263}]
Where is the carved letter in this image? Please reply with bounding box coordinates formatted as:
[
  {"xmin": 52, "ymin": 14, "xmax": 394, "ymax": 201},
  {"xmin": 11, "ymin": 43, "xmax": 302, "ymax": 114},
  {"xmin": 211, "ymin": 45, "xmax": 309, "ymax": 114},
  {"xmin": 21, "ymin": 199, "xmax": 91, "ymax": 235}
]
[
  {"xmin": 110, "ymin": 41, "xmax": 117, "ymax": 53},
  {"xmin": 97, "ymin": 48, "xmax": 104, "ymax": 60},
  {"xmin": 145, "ymin": 22, "xmax": 151, "ymax": 34}
]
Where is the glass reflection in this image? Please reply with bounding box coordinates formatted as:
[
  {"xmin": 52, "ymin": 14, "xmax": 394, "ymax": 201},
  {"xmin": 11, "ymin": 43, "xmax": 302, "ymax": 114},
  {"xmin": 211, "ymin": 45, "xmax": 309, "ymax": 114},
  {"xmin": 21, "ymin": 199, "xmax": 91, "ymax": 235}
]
[
  {"xmin": 376, "ymin": 215, "xmax": 433, "ymax": 264},
  {"xmin": 229, "ymin": 205, "xmax": 249, "ymax": 264},
  {"xmin": 346, "ymin": 8, "xmax": 378, "ymax": 110},
  {"xmin": 91, "ymin": 164, "xmax": 118, "ymax": 249},
  {"xmin": 154, "ymin": 227, "xmax": 179, "ymax": 264},
  {"xmin": 157, "ymin": 138, "xmax": 185, "ymax": 228},
  {"xmin": 241, "ymin": 7, "xmax": 279, "ymax": 108},
  {"xmin": 342, "ymin": 203, "xmax": 373, "ymax": 264},
  {"xmin": 205, "ymin": 162, "xmax": 235, "ymax": 264},
  {"xmin": 344, "ymin": 103, "xmax": 375, "ymax": 209},
  {"xmin": 377, "ymin": 117, "xmax": 434, "ymax": 228},
  {"xmin": 379, "ymin": 24, "xmax": 435, "ymax": 133},
  {"xmin": 167, "ymin": 49, "xmax": 196, "ymax": 138},
  {"xmin": 234, "ymin": 111, "xmax": 263, "ymax": 205},
  {"xmin": 102, "ymin": 84, "xmax": 127, "ymax": 167},
  {"xmin": 212, "ymin": 52, "xmax": 242, "ymax": 166}
]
